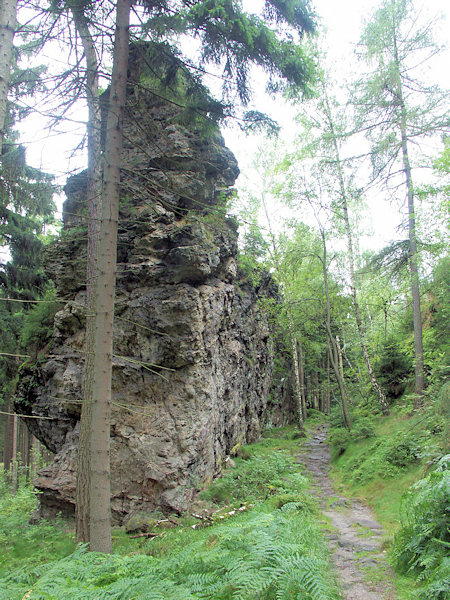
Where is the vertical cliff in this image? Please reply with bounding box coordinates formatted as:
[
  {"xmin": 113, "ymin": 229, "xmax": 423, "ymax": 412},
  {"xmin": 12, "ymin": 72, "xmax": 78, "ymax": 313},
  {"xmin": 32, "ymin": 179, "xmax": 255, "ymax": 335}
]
[{"xmin": 16, "ymin": 53, "xmax": 294, "ymax": 522}]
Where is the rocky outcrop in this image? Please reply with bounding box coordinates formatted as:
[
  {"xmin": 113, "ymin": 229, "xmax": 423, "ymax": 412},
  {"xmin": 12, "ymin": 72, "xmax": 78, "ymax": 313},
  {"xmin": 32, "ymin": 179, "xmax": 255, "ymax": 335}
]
[{"xmin": 16, "ymin": 56, "xmax": 293, "ymax": 523}]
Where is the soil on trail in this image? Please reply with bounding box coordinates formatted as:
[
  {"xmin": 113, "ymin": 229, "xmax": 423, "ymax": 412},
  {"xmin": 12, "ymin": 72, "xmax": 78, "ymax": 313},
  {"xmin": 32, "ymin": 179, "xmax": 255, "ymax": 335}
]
[{"xmin": 298, "ymin": 424, "xmax": 396, "ymax": 600}]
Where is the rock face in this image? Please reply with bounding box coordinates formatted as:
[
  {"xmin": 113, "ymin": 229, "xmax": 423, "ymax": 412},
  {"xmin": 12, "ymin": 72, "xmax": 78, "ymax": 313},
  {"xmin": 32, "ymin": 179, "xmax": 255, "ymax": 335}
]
[{"xmin": 16, "ymin": 59, "xmax": 293, "ymax": 523}]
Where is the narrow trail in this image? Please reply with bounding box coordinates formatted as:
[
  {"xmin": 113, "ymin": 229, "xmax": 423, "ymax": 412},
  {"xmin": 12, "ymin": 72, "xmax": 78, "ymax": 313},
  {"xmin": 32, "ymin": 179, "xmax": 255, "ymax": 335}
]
[{"xmin": 297, "ymin": 424, "xmax": 396, "ymax": 600}]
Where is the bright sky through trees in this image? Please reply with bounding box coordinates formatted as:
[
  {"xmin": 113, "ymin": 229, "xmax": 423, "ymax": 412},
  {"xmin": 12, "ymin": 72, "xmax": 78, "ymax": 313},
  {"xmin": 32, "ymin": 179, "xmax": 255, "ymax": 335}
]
[
  {"xmin": 226, "ymin": 0, "xmax": 449, "ymax": 251},
  {"xmin": 13, "ymin": 0, "xmax": 449, "ymax": 249}
]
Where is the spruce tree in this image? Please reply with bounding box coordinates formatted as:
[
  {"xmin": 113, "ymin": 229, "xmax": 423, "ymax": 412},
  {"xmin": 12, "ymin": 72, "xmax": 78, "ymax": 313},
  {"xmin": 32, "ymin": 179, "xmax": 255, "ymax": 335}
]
[
  {"xmin": 17, "ymin": 0, "xmax": 319, "ymax": 551},
  {"xmin": 352, "ymin": 0, "xmax": 450, "ymax": 398}
]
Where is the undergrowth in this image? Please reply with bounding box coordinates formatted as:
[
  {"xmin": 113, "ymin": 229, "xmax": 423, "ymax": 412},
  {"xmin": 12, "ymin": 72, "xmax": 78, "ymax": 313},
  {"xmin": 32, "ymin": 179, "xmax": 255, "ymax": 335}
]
[
  {"xmin": 393, "ymin": 455, "xmax": 450, "ymax": 600},
  {"xmin": 0, "ymin": 426, "xmax": 340, "ymax": 600},
  {"xmin": 0, "ymin": 470, "xmax": 75, "ymax": 579},
  {"xmin": 329, "ymin": 384, "xmax": 449, "ymax": 600}
]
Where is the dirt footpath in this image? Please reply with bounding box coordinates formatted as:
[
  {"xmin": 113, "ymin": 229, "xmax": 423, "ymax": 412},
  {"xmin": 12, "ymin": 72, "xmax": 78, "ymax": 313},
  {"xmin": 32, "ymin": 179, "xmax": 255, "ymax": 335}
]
[{"xmin": 297, "ymin": 424, "xmax": 396, "ymax": 600}]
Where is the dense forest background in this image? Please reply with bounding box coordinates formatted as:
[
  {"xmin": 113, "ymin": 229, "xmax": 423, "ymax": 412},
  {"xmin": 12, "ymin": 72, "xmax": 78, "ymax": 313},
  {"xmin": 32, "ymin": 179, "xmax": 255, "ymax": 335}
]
[{"xmin": 0, "ymin": 0, "xmax": 448, "ymax": 598}]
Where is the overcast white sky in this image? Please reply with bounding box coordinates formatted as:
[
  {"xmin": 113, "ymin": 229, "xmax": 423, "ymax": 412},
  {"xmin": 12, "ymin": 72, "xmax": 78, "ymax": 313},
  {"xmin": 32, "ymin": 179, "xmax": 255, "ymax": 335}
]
[
  {"xmin": 17, "ymin": 0, "xmax": 449, "ymax": 249},
  {"xmin": 223, "ymin": 0, "xmax": 449, "ymax": 251}
]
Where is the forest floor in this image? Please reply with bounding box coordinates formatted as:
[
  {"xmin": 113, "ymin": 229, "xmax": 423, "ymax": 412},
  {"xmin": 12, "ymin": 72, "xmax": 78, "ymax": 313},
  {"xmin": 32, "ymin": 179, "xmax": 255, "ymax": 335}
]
[{"xmin": 298, "ymin": 424, "xmax": 397, "ymax": 600}]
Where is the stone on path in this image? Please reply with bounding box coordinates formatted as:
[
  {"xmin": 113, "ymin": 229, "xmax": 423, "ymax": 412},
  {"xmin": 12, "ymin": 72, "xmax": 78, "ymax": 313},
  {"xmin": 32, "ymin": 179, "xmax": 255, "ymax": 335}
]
[{"xmin": 297, "ymin": 425, "xmax": 396, "ymax": 600}]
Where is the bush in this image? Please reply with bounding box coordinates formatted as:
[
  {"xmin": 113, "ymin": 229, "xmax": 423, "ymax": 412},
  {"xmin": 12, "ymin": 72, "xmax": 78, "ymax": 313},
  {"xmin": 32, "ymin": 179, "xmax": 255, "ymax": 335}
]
[
  {"xmin": 375, "ymin": 338, "xmax": 412, "ymax": 400},
  {"xmin": 352, "ymin": 417, "xmax": 376, "ymax": 440},
  {"xmin": 392, "ymin": 455, "xmax": 450, "ymax": 599},
  {"xmin": 383, "ymin": 433, "xmax": 420, "ymax": 468},
  {"xmin": 0, "ymin": 471, "xmax": 74, "ymax": 579},
  {"xmin": 19, "ymin": 289, "xmax": 58, "ymax": 355},
  {"xmin": 328, "ymin": 427, "xmax": 351, "ymax": 458},
  {"xmin": 200, "ymin": 451, "xmax": 296, "ymax": 505},
  {"xmin": 337, "ymin": 431, "xmax": 424, "ymax": 486}
]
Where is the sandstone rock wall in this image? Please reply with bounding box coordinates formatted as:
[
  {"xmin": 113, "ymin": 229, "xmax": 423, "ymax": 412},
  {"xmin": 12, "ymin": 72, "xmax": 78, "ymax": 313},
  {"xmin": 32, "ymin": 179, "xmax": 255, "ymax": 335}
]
[{"xmin": 16, "ymin": 60, "xmax": 294, "ymax": 522}]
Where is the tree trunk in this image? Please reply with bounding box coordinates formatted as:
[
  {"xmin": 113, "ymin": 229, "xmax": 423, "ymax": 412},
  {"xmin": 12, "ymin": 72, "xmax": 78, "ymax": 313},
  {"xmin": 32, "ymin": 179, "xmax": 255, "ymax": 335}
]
[
  {"xmin": 320, "ymin": 229, "xmax": 351, "ymax": 430},
  {"xmin": 0, "ymin": 0, "xmax": 17, "ymax": 153},
  {"xmin": 18, "ymin": 418, "xmax": 31, "ymax": 479},
  {"xmin": 87, "ymin": 0, "xmax": 130, "ymax": 553},
  {"xmin": 261, "ymin": 190, "xmax": 305, "ymax": 428},
  {"xmin": 11, "ymin": 411, "xmax": 17, "ymax": 491},
  {"xmin": 297, "ymin": 341, "xmax": 307, "ymax": 420},
  {"xmin": 392, "ymin": 36, "xmax": 425, "ymax": 400},
  {"xmin": 289, "ymin": 329, "xmax": 304, "ymax": 430},
  {"xmin": 323, "ymin": 91, "xmax": 389, "ymax": 415},
  {"xmin": 311, "ymin": 370, "xmax": 318, "ymax": 410},
  {"xmin": 71, "ymin": 3, "xmax": 103, "ymax": 546},
  {"xmin": 319, "ymin": 360, "xmax": 326, "ymax": 413},
  {"xmin": 326, "ymin": 351, "xmax": 331, "ymax": 415},
  {"xmin": 2, "ymin": 400, "xmax": 14, "ymax": 473}
]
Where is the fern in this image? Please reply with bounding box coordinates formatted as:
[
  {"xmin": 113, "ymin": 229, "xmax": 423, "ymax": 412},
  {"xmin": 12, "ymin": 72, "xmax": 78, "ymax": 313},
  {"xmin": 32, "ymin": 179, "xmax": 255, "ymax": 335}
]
[
  {"xmin": 0, "ymin": 429, "xmax": 340, "ymax": 600},
  {"xmin": 393, "ymin": 455, "xmax": 450, "ymax": 600}
]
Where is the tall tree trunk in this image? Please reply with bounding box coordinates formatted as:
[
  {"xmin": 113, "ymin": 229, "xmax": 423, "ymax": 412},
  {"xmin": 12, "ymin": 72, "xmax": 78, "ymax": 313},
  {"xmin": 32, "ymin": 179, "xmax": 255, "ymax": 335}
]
[
  {"xmin": 18, "ymin": 418, "xmax": 31, "ymax": 479},
  {"xmin": 297, "ymin": 341, "xmax": 307, "ymax": 420},
  {"xmin": 2, "ymin": 400, "xmax": 14, "ymax": 473},
  {"xmin": 261, "ymin": 191, "xmax": 305, "ymax": 428},
  {"xmin": 0, "ymin": 0, "xmax": 17, "ymax": 154},
  {"xmin": 392, "ymin": 35, "xmax": 425, "ymax": 400},
  {"xmin": 11, "ymin": 411, "xmax": 17, "ymax": 491},
  {"xmin": 319, "ymin": 360, "xmax": 326, "ymax": 413},
  {"xmin": 87, "ymin": 0, "xmax": 130, "ymax": 553},
  {"xmin": 320, "ymin": 229, "xmax": 352, "ymax": 430},
  {"xmin": 326, "ymin": 351, "xmax": 331, "ymax": 415},
  {"xmin": 336, "ymin": 336, "xmax": 345, "ymax": 391},
  {"xmin": 323, "ymin": 91, "xmax": 389, "ymax": 415},
  {"xmin": 71, "ymin": 3, "xmax": 103, "ymax": 546},
  {"xmin": 289, "ymin": 325, "xmax": 304, "ymax": 430}
]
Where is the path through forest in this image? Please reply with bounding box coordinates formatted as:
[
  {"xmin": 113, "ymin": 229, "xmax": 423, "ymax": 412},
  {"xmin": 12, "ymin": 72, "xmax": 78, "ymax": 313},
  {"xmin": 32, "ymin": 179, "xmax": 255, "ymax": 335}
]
[{"xmin": 297, "ymin": 424, "xmax": 396, "ymax": 600}]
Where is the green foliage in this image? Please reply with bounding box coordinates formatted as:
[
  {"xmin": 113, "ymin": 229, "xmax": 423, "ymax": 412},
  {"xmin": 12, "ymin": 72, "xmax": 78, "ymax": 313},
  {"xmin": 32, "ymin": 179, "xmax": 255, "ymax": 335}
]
[
  {"xmin": 328, "ymin": 427, "xmax": 351, "ymax": 458},
  {"xmin": 19, "ymin": 289, "xmax": 59, "ymax": 355},
  {"xmin": 392, "ymin": 456, "xmax": 450, "ymax": 600},
  {"xmin": 1, "ymin": 509, "xmax": 338, "ymax": 600},
  {"xmin": 339, "ymin": 432, "xmax": 422, "ymax": 485},
  {"xmin": 375, "ymin": 338, "xmax": 412, "ymax": 400},
  {"xmin": 329, "ymin": 415, "xmax": 377, "ymax": 458},
  {"xmin": 200, "ymin": 447, "xmax": 302, "ymax": 505},
  {"xmin": 141, "ymin": 0, "xmax": 318, "ymax": 108},
  {"xmin": 0, "ymin": 428, "xmax": 339, "ymax": 600},
  {"xmin": 352, "ymin": 416, "xmax": 376, "ymax": 440},
  {"xmin": 0, "ymin": 471, "xmax": 75, "ymax": 580}
]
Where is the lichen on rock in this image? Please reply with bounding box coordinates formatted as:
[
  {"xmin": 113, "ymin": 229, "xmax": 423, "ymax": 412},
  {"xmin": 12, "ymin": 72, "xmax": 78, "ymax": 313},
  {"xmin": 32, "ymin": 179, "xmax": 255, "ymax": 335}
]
[{"xmin": 15, "ymin": 50, "xmax": 293, "ymax": 523}]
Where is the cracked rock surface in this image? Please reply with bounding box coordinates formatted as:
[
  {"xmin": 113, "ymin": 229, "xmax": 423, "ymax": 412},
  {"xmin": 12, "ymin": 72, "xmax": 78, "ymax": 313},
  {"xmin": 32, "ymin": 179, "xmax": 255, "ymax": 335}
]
[{"xmin": 15, "ymin": 52, "xmax": 295, "ymax": 524}]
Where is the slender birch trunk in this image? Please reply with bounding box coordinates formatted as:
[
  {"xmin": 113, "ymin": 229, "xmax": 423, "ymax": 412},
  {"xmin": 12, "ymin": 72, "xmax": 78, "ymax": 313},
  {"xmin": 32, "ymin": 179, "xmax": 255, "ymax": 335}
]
[
  {"xmin": 0, "ymin": 0, "xmax": 17, "ymax": 154},
  {"xmin": 320, "ymin": 229, "xmax": 352, "ymax": 430},
  {"xmin": 326, "ymin": 352, "xmax": 331, "ymax": 415},
  {"xmin": 11, "ymin": 412, "xmax": 18, "ymax": 491},
  {"xmin": 288, "ymin": 323, "xmax": 304, "ymax": 430},
  {"xmin": 323, "ymin": 91, "xmax": 389, "ymax": 415},
  {"xmin": 2, "ymin": 400, "xmax": 14, "ymax": 473},
  {"xmin": 88, "ymin": 0, "xmax": 130, "ymax": 553},
  {"xmin": 261, "ymin": 192, "xmax": 305, "ymax": 429},
  {"xmin": 298, "ymin": 341, "xmax": 307, "ymax": 420}
]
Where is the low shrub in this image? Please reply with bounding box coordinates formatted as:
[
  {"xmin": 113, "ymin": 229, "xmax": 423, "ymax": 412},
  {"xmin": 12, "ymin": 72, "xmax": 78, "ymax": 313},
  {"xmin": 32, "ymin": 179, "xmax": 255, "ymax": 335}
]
[
  {"xmin": 328, "ymin": 427, "xmax": 351, "ymax": 457},
  {"xmin": 200, "ymin": 451, "xmax": 297, "ymax": 505},
  {"xmin": 0, "ymin": 430, "xmax": 339, "ymax": 600},
  {"xmin": 0, "ymin": 472, "xmax": 74, "ymax": 578},
  {"xmin": 352, "ymin": 416, "xmax": 376, "ymax": 440},
  {"xmin": 392, "ymin": 455, "xmax": 450, "ymax": 600}
]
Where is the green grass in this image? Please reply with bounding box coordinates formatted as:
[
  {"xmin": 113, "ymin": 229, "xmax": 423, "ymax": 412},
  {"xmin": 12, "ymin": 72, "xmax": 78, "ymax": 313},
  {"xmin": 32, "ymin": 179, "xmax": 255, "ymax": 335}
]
[
  {"xmin": 329, "ymin": 402, "xmax": 449, "ymax": 600},
  {"xmin": 0, "ymin": 426, "xmax": 340, "ymax": 600},
  {"xmin": 0, "ymin": 473, "xmax": 75, "ymax": 579}
]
